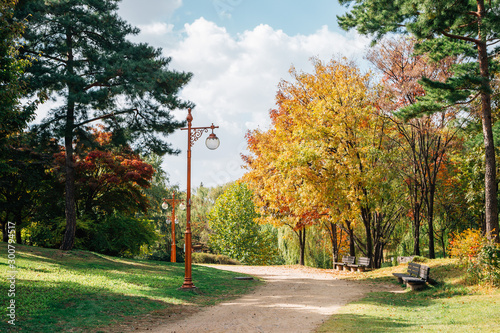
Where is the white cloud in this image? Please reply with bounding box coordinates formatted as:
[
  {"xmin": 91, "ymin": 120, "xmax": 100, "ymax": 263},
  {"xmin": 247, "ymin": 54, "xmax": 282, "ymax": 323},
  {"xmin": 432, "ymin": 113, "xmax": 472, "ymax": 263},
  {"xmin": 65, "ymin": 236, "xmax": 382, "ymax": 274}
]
[
  {"xmin": 137, "ymin": 22, "xmax": 174, "ymax": 36},
  {"xmin": 159, "ymin": 18, "xmax": 371, "ymax": 188}
]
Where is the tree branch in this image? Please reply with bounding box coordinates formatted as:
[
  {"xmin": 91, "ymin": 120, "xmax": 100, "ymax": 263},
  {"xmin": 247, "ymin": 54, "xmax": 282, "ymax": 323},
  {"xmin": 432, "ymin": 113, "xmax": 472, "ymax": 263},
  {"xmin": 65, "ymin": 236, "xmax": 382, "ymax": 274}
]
[
  {"xmin": 440, "ymin": 30, "xmax": 479, "ymax": 44},
  {"xmin": 74, "ymin": 108, "xmax": 137, "ymax": 128},
  {"xmin": 467, "ymin": 11, "xmax": 480, "ymax": 18},
  {"xmin": 22, "ymin": 49, "xmax": 67, "ymax": 64}
]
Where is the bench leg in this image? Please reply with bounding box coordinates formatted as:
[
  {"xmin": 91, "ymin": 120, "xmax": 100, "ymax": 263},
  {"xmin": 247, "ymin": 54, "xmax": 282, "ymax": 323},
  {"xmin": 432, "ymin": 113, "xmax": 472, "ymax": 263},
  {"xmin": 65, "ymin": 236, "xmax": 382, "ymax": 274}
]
[
  {"xmin": 358, "ymin": 267, "xmax": 365, "ymax": 272},
  {"xmin": 407, "ymin": 283, "xmax": 426, "ymax": 291}
]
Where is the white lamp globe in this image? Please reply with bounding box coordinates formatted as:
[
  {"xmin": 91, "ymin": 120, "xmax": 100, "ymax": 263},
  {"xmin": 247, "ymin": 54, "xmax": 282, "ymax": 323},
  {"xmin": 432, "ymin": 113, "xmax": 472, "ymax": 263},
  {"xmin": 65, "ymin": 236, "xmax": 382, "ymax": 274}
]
[{"xmin": 205, "ymin": 133, "xmax": 220, "ymax": 150}]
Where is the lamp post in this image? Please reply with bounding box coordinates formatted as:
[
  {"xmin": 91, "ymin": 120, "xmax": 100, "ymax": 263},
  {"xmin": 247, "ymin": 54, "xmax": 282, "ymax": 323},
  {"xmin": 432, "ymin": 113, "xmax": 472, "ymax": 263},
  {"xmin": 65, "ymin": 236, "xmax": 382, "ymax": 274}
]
[
  {"xmin": 180, "ymin": 108, "xmax": 220, "ymax": 289},
  {"xmin": 162, "ymin": 192, "xmax": 185, "ymax": 263}
]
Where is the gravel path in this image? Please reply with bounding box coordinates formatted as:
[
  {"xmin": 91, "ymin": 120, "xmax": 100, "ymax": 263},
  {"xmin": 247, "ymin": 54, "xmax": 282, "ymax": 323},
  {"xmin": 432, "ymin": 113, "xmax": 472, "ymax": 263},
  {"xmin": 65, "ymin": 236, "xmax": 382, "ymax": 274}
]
[{"xmin": 142, "ymin": 265, "xmax": 396, "ymax": 333}]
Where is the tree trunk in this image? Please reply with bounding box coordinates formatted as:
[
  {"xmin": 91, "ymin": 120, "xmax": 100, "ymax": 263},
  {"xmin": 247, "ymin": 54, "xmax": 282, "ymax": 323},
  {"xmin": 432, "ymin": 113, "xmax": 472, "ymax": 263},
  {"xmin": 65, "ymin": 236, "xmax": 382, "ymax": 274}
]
[
  {"xmin": 361, "ymin": 207, "xmax": 373, "ymax": 261},
  {"xmin": 329, "ymin": 222, "xmax": 339, "ymax": 263},
  {"xmin": 477, "ymin": 24, "xmax": 499, "ymax": 242},
  {"xmin": 413, "ymin": 208, "xmax": 421, "ymax": 256},
  {"xmin": 373, "ymin": 242, "xmax": 384, "ymax": 269},
  {"xmin": 440, "ymin": 231, "xmax": 446, "ymax": 258},
  {"xmin": 348, "ymin": 224, "xmax": 355, "ymax": 256},
  {"xmin": 60, "ymin": 126, "xmax": 77, "ymax": 250},
  {"xmin": 1, "ymin": 222, "xmax": 7, "ymax": 242},
  {"xmin": 298, "ymin": 228, "xmax": 306, "ymax": 265},
  {"xmin": 60, "ymin": 30, "xmax": 77, "ymax": 251},
  {"xmin": 427, "ymin": 186, "xmax": 436, "ymax": 259},
  {"xmin": 1, "ymin": 212, "xmax": 9, "ymax": 242},
  {"xmin": 408, "ymin": 177, "xmax": 422, "ymax": 256},
  {"xmin": 15, "ymin": 228, "xmax": 22, "ymax": 244},
  {"xmin": 14, "ymin": 210, "xmax": 22, "ymax": 244}
]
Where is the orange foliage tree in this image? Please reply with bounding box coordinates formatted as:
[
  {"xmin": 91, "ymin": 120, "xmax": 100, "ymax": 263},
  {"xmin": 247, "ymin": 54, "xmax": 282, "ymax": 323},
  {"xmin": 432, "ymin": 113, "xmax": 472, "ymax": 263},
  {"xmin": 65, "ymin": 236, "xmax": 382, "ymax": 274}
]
[{"xmin": 367, "ymin": 37, "xmax": 462, "ymax": 258}]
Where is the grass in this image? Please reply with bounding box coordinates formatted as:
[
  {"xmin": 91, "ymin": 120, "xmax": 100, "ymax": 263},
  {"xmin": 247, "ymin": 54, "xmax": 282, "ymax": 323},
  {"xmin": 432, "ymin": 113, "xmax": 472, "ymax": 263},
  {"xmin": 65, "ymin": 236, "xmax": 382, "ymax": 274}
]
[
  {"xmin": 0, "ymin": 243, "xmax": 262, "ymax": 332},
  {"xmin": 316, "ymin": 258, "xmax": 500, "ymax": 332}
]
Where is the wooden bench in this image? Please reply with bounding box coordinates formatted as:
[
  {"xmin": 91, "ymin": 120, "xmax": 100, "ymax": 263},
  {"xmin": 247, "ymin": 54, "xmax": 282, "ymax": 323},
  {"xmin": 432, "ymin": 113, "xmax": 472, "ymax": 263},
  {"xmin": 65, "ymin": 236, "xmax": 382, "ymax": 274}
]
[
  {"xmin": 347, "ymin": 257, "xmax": 370, "ymax": 272},
  {"xmin": 333, "ymin": 256, "xmax": 355, "ymax": 271},
  {"xmin": 402, "ymin": 264, "xmax": 430, "ymax": 291},
  {"xmin": 393, "ymin": 262, "xmax": 430, "ymax": 291},
  {"xmin": 393, "ymin": 262, "xmax": 421, "ymax": 283}
]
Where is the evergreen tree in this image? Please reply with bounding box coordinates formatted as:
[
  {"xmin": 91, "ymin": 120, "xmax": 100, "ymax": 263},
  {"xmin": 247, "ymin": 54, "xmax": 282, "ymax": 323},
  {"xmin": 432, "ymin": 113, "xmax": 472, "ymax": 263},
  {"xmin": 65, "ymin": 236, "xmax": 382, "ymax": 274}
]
[
  {"xmin": 338, "ymin": 0, "xmax": 500, "ymax": 242},
  {"xmin": 17, "ymin": 0, "xmax": 193, "ymax": 250}
]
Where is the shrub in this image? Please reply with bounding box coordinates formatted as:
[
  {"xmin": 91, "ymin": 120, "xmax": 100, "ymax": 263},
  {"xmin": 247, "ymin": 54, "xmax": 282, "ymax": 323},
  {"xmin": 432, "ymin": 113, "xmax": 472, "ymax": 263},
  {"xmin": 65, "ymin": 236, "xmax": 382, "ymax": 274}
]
[
  {"xmin": 411, "ymin": 256, "xmax": 427, "ymax": 263},
  {"xmin": 448, "ymin": 228, "xmax": 500, "ymax": 286},
  {"xmin": 477, "ymin": 243, "xmax": 500, "ymax": 286},
  {"xmin": 24, "ymin": 218, "xmax": 66, "ymax": 248},
  {"xmin": 448, "ymin": 228, "xmax": 485, "ymax": 261},
  {"xmin": 192, "ymin": 252, "xmax": 241, "ymax": 265},
  {"xmin": 78, "ymin": 213, "xmax": 158, "ymax": 257}
]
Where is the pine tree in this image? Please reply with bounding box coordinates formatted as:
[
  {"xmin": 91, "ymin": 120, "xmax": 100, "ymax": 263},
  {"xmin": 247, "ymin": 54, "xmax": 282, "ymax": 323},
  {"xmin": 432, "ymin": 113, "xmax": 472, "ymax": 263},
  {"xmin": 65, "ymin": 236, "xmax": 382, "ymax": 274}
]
[
  {"xmin": 338, "ymin": 0, "xmax": 500, "ymax": 242},
  {"xmin": 17, "ymin": 0, "xmax": 193, "ymax": 250}
]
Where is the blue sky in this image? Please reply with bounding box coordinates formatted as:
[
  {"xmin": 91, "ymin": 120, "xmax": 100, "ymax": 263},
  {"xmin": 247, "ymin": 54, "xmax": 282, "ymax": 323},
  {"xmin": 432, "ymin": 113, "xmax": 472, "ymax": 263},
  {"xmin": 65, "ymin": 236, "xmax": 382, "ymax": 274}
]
[
  {"xmin": 114, "ymin": 0, "xmax": 369, "ymax": 190},
  {"xmin": 177, "ymin": 0, "xmax": 347, "ymax": 36}
]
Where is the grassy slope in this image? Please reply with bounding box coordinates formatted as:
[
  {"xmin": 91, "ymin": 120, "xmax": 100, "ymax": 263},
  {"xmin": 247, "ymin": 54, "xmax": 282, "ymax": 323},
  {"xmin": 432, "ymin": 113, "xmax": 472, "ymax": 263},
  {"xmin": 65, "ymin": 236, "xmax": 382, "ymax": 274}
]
[
  {"xmin": 316, "ymin": 258, "xmax": 500, "ymax": 332},
  {"xmin": 0, "ymin": 243, "xmax": 261, "ymax": 332}
]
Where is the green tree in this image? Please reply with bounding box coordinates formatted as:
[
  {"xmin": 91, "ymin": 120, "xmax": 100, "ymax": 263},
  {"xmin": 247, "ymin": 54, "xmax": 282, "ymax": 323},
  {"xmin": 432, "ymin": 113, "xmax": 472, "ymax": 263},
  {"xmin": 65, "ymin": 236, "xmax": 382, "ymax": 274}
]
[
  {"xmin": 16, "ymin": 0, "xmax": 192, "ymax": 250},
  {"xmin": 338, "ymin": 0, "xmax": 500, "ymax": 242},
  {"xmin": 0, "ymin": 133, "xmax": 57, "ymax": 243},
  {"xmin": 190, "ymin": 183, "xmax": 226, "ymax": 247},
  {"xmin": 208, "ymin": 182, "xmax": 280, "ymax": 265},
  {"xmin": 0, "ymin": 0, "xmax": 37, "ymax": 142}
]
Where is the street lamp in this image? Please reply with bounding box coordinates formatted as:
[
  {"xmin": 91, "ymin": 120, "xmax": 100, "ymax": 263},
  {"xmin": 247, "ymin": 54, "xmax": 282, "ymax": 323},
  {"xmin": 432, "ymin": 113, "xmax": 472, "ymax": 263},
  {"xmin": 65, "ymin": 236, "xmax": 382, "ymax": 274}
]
[
  {"xmin": 162, "ymin": 192, "xmax": 185, "ymax": 263},
  {"xmin": 180, "ymin": 108, "xmax": 220, "ymax": 289}
]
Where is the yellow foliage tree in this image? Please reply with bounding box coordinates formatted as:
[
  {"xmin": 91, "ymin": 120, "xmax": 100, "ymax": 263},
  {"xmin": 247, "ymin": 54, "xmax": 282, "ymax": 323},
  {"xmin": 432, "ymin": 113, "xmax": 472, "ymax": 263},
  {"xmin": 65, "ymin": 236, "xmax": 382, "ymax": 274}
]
[{"xmin": 244, "ymin": 57, "xmax": 403, "ymax": 267}]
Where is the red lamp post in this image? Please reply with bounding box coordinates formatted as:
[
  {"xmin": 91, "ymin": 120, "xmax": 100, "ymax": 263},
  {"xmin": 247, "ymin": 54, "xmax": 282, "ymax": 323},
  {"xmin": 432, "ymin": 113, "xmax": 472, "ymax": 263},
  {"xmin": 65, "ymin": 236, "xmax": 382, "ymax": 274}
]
[
  {"xmin": 162, "ymin": 192, "xmax": 185, "ymax": 263},
  {"xmin": 180, "ymin": 108, "xmax": 220, "ymax": 289}
]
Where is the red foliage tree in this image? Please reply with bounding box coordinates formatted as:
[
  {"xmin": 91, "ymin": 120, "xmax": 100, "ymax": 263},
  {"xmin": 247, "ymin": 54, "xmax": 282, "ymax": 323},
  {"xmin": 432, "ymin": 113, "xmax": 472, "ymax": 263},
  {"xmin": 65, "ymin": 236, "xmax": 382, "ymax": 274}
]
[{"xmin": 53, "ymin": 128, "xmax": 155, "ymax": 217}]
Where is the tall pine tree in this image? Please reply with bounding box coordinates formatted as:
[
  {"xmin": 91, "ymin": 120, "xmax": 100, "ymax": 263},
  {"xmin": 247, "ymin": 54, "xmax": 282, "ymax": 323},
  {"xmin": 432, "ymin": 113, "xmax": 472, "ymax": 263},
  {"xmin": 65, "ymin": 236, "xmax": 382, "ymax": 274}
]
[
  {"xmin": 17, "ymin": 0, "xmax": 193, "ymax": 250},
  {"xmin": 338, "ymin": 0, "xmax": 500, "ymax": 242}
]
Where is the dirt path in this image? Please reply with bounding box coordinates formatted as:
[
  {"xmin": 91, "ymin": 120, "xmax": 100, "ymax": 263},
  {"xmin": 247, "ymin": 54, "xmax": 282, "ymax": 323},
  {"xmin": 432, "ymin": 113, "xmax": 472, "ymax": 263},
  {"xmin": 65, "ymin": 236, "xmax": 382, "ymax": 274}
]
[{"xmin": 142, "ymin": 265, "xmax": 397, "ymax": 333}]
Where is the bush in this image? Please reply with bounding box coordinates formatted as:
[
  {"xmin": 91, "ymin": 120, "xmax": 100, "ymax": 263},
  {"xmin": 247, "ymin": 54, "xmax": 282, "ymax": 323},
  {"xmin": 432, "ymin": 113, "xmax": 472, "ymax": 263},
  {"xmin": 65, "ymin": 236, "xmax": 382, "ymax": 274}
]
[
  {"xmin": 477, "ymin": 243, "xmax": 500, "ymax": 286},
  {"xmin": 78, "ymin": 213, "xmax": 158, "ymax": 257},
  {"xmin": 192, "ymin": 252, "xmax": 241, "ymax": 265},
  {"xmin": 412, "ymin": 255, "xmax": 428, "ymax": 263},
  {"xmin": 448, "ymin": 228, "xmax": 500, "ymax": 286},
  {"xmin": 25, "ymin": 213, "xmax": 158, "ymax": 256},
  {"xmin": 25, "ymin": 218, "xmax": 66, "ymax": 248},
  {"xmin": 448, "ymin": 228, "xmax": 485, "ymax": 260}
]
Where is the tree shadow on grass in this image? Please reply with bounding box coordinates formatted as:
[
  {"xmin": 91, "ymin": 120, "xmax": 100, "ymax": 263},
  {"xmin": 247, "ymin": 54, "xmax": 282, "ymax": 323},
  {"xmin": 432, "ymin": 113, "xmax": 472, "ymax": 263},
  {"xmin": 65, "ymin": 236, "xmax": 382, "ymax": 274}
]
[
  {"xmin": 0, "ymin": 279, "xmax": 194, "ymax": 333},
  {"xmin": 319, "ymin": 313, "xmax": 411, "ymax": 333}
]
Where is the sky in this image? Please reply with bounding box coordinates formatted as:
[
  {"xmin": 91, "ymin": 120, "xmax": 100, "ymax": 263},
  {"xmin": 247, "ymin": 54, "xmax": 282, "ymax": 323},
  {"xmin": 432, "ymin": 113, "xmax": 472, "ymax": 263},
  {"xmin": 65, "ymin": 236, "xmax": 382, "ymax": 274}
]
[{"xmin": 112, "ymin": 0, "xmax": 372, "ymax": 190}]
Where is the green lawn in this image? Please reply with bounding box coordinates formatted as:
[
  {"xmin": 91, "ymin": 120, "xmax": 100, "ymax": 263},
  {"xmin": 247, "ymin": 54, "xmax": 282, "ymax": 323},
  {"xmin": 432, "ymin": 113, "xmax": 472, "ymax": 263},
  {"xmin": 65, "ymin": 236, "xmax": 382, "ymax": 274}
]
[
  {"xmin": 0, "ymin": 243, "xmax": 261, "ymax": 332},
  {"xmin": 3, "ymin": 243, "xmax": 499, "ymax": 332},
  {"xmin": 316, "ymin": 259, "xmax": 500, "ymax": 332}
]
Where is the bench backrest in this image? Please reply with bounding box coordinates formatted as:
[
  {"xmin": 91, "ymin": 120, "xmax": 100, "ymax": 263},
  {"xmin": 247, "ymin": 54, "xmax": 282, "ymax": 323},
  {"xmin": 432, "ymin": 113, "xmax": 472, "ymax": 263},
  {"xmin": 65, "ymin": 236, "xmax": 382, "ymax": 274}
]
[
  {"xmin": 342, "ymin": 256, "xmax": 356, "ymax": 264},
  {"xmin": 358, "ymin": 257, "xmax": 370, "ymax": 266},
  {"xmin": 407, "ymin": 262, "xmax": 421, "ymax": 277},
  {"xmin": 419, "ymin": 265, "xmax": 430, "ymax": 281}
]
